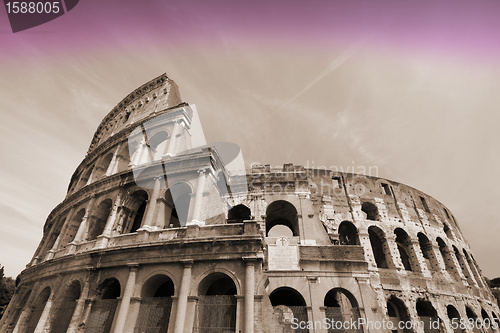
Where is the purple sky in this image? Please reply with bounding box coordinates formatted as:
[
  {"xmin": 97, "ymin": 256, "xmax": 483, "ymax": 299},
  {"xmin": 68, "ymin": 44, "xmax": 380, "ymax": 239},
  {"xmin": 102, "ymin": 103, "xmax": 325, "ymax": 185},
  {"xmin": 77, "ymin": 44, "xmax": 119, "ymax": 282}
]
[{"xmin": 1, "ymin": 0, "xmax": 500, "ymax": 278}]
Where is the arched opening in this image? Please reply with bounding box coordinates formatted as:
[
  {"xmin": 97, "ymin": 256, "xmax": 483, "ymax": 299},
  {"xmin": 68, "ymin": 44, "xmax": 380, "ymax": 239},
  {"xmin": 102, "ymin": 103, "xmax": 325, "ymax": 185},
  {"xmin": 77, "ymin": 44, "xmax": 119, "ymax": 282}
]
[
  {"xmin": 135, "ymin": 275, "xmax": 175, "ymax": 332},
  {"xmin": 338, "ymin": 221, "xmax": 359, "ymax": 245},
  {"xmin": 361, "ymin": 202, "xmax": 379, "ymax": 221},
  {"xmin": 447, "ymin": 305, "xmax": 465, "ymax": 333},
  {"xmin": 437, "ymin": 238, "xmax": 458, "ymax": 278},
  {"xmin": 387, "ymin": 297, "xmax": 412, "ymax": 333},
  {"xmin": 124, "ymin": 190, "xmax": 148, "ymax": 233},
  {"xmin": 8, "ymin": 289, "xmax": 31, "ymax": 330},
  {"xmin": 269, "ymin": 287, "xmax": 309, "ymax": 333},
  {"xmin": 76, "ymin": 165, "xmax": 94, "ymax": 189},
  {"xmin": 115, "ymin": 143, "xmax": 131, "ymax": 173},
  {"xmin": 463, "ymin": 250, "xmax": 483, "ymax": 287},
  {"xmin": 368, "ymin": 226, "xmax": 390, "ymax": 269},
  {"xmin": 149, "ymin": 130, "xmax": 169, "ymax": 160},
  {"xmin": 466, "ymin": 307, "xmax": 481, "ymax": 333},
  {"xmin": 395, "ymin": 228, "xmax": 414, "ymax": 271},
  {"xmin": 416, "ymin": 300, "xmax": 443, "ymax": 333},
  {"xmin": 92, "ymin": 153, "xmax": 114, "ymax": 179},
  {"xmin": 50, "ymin": 281, "xmax": 81, "ymax": 333},
  {"xmin": 453, "ymin": 246, "xmax": 474, "ymax": 285},
  {"xmin": 266, "ymin": 201, "xmax": 299, "ymax": 237},
  {"xmin": 324, "ymin": 288, "xmax": 363, "ymax": 333},
  {"xmin": 443, "ymin": 224, "xmax": 454, "ymax": 240},
  {"xmin": 227, "ymin": 204, "xmax": 251, "ymax": 223},
  {"xmin": 24, "ymin": 287, "xmax": 51, "ymax": 333},
  {"xmin": 197, "ymin": 273, "xmax": 237, "ymax": 333},
  {"xmin": 480, "ymin": 309, "xmax": 495, "ymax": 333},
  {"xmin": 60, "ymin": 208, "xmax": 86, "ymax": 246},
  {"xmin": 164, "ymin": 183, "xmax": 192, "ymax": 228},
  {"xmin": 418, "ymin": 233, "xmax": 439, "ymax": 272},
  {"xmin": 87, "ymin": 199, "xmax": 113, "ymax": 241},
  {"xmin": 86, "ymin": 278, "xmax": 120, "ymax": 333}
]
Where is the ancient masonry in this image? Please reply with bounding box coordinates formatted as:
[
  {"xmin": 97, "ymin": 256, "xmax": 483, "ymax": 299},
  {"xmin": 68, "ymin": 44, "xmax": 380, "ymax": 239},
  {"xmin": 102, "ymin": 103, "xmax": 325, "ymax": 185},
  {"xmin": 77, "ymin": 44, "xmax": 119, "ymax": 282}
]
[{"xmin": 1, "ymin": 74, "xmax": 499, "ymax": 333}]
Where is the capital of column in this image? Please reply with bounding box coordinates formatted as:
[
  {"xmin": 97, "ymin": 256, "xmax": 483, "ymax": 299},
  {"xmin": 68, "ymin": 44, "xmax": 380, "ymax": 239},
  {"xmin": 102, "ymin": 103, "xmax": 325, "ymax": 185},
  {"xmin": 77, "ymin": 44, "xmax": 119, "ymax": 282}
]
[
  {"xmin": 127, "ymin": 263, "xmax": 140, "ymax": 271},
  {"xmin": 180, "ymin": 259, "xmax": 194, "ymax": 268},
  {"xmin": 197, "ymin": 168, "xmax": 208, "ymax": 174},
  {"xmin": 243, "ymin": 256, "xmax": 258, "ymax": 266}
]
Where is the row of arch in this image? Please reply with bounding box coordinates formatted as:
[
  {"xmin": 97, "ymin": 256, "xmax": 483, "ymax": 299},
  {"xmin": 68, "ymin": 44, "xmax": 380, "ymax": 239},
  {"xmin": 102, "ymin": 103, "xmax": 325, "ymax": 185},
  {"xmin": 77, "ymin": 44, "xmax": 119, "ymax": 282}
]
[
  {"xmin": 387, "ymin": 295, "xmax": 499, "ymax": 333},
  {"xmin": 39, "ymin": 183, "xmax": 194, "ymax": 260},
  {"xmin": 360, "ymin": 201, "xmax": 458, "ymax": 242},
  {"xmin": 365, "ymin": 224, "xmax": 486, "ymax": 287},
  {"xmin": 71, "ymin": 126, "xmax": 178, "ymax": 194},
  {"xmin": 8, "ymin": 271, "xmax": 239, "ymax": 333}
]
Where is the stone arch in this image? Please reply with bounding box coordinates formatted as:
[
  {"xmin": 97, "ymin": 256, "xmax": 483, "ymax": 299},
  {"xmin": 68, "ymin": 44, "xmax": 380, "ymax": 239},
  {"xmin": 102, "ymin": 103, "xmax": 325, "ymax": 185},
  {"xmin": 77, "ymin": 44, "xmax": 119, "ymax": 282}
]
[
  {"xmin": 135, "ymin": 274, "xmax": 175, "ymax": 332},
  {"xmin": 60, "ymin": 208, "xmax": 86, "ymax": 246},
  {"xmin": 50, "ymin": 280, "xmax": 81, "ymax": 333},
  {"xmin": 338, "ymin": 221, "xmax": 360, "ymax": 245},
  {"xmin": 437, "ymin": 237, "xmax": 458, "ymax": 278},
  {"xmin": 418, "ymin": 232, "xmax": 440, "ymax": 272},
  {"xmin": 443, "ymin": 223, "xmax": 454, "ymax": 240},
  {"xmin": 24, "ymin": 286, "xmax": 51, "ymax": 333},
  {"xmin": 116, "ymin": 142, "xmax": 131, "ymax": 173},
  {"xmin": 368, "ymin": 226, "xmax": 391, "ymax": 269},
  {"xmin": 466, "ymin": 306, "xmax": 481, "ymax": 333},
  {"xmin": 149, "ymin": 130, "xmax": 169, "ymax": 160},
  {"xmin": 446, "ymin": 305, "xmax": 464, "ymax": 333},
  {"xmin": 395, "ymin": 228, "xmax": 415, "ymax": 271},
  {"xmin": 324, "ymin": 288, "xmax": 363, "ymax": 332},
  {"xmin": 85, "ymin": 278, "xmax": 121, "ymax": 333},
  {"xmin": 164, "ymin": 182, "xmax": 192, "ymax": 228},
  {"xmin": 123, "ymin": 190, "xmax": 149, "ymax": 233},
  {"xmin": 361, "ymin": 201, "xmax": 379, "ymax": 221},
  {"xmin": 227, "ymin": 204, "xmax": 251, "ymax": 223},
  {"xmin": 92, "ymin": 152, "xmax": 114, "ymax": 179},
  {"xmin": 87, "ymin": 198, "xmax": 113, "ymax": 241},
  {"xmin": 416, "ymin": 299, "xmax": 444, "ymax": 333},
  {"xmin": 463, "ymin": 249, "xmax": 483, "ymax": 287},
  {"xmin": 269, "ymin": 287, "xmax": 309, "ymax": 333},
  {"xmin": 76, "ymin": 164, "xmax": 94, "ymax": 189},
  {"xmin": 480, "ymin": 309, "xmax": 495, "ymax": 333},
  {"xmin": 387, "ymin": 296, "xmax": 412, "ymax": 333},
  {"xmin": 6, "ymin": 288, "xmax": 31, "ymax": 330},
  {"xmin": 196, "ymin": 272, "xmax": 238, "ymax": 333},
  {"xmin": 265, "ymin": 200, "xmax": 299, "ymax": 237},
  {"xmin": 453, "ymin": 246, "xmax": 474, "ymax": 285}
]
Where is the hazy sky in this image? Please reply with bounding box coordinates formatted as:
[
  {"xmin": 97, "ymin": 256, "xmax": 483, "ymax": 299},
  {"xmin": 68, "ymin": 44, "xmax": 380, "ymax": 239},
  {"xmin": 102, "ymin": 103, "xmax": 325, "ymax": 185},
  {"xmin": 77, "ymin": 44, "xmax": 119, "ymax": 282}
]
[{"xmin": 1, "ymin": 0, "xmax": 499, "ymax": 278}]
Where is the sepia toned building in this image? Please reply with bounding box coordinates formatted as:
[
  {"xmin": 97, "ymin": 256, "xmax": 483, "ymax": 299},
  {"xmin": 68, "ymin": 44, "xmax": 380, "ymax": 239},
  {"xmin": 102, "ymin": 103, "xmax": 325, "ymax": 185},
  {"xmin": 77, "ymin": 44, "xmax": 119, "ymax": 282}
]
[{"xmin": 0, "ymin": 74, "xmax": 499, "ymax": 333}]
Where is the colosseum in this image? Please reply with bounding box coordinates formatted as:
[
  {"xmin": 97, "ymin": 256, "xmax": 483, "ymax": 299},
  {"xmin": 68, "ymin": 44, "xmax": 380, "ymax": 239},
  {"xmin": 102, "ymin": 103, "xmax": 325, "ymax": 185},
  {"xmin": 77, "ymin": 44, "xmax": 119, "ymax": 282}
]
[{"xmin": 1, "ymin": 73, "xmax": 499, "ymax": 333}]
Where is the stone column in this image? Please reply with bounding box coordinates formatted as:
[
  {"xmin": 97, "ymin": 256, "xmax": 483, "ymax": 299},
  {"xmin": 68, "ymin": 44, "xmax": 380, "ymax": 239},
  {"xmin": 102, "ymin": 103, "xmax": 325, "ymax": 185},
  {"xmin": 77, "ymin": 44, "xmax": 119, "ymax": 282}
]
[
  {"xmin": 106, "ymin": 145, "xmax": 122, "ymax": 176},
  {"xmin": 96, "ymin": 189, "xmax": 125, "ymax": 248},
  {"xmin": 113, "ymin": 264, "xmax": 139, "ymax": 333},
  {"xmin": 67, "ymin": 269, "xmax": 93, "ymax": 333},
  {"xmin": 164, "ymin": 120, "xmax": 180, "ymax": 157},
  {"xmin": 12, "ymin": 284, "xmax": 40, "ymax": 333},
  {"xmin": 385, "ymin": 234, "xmax": 400, "ymax": 270},
  {"xmin": 131, "ymin": 136, "xmax": 147, "ymax": 166},
  {"xmin": 33, "ymin": 291, "xmax": 54, "ymax": 333},
  {"xmin": 46, "ymin": 206, "xmax": 76, "ymax": 259},
  {"xmin": 409, "ymin": 238, "xmax": 430, "ymax": 277},
  {"xmin": 72, "ymin": 196, "xmax": 97, "ymax": 244},
  {"xmin": 142, "ymin": 177, "xmax": 163, "ymax": 228},
  {"xmin": 188, "ymin": 169, "xmax": 206, "ymax": 226},
  {"xmin": 173, "ymin": 260, "xmax": 193, "ymax": 333},
  {"xmin": 243, "ymin": 257, "xmax": 256, "ymax": 333}
]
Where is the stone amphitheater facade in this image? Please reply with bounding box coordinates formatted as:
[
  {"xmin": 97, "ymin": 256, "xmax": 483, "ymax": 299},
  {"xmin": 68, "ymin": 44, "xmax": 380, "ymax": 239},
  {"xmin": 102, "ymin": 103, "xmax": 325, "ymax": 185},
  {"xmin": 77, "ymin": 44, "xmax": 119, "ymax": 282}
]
[{"xmin": 1, "ymin": 74, "xmax": 499, "ymax": 333}]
